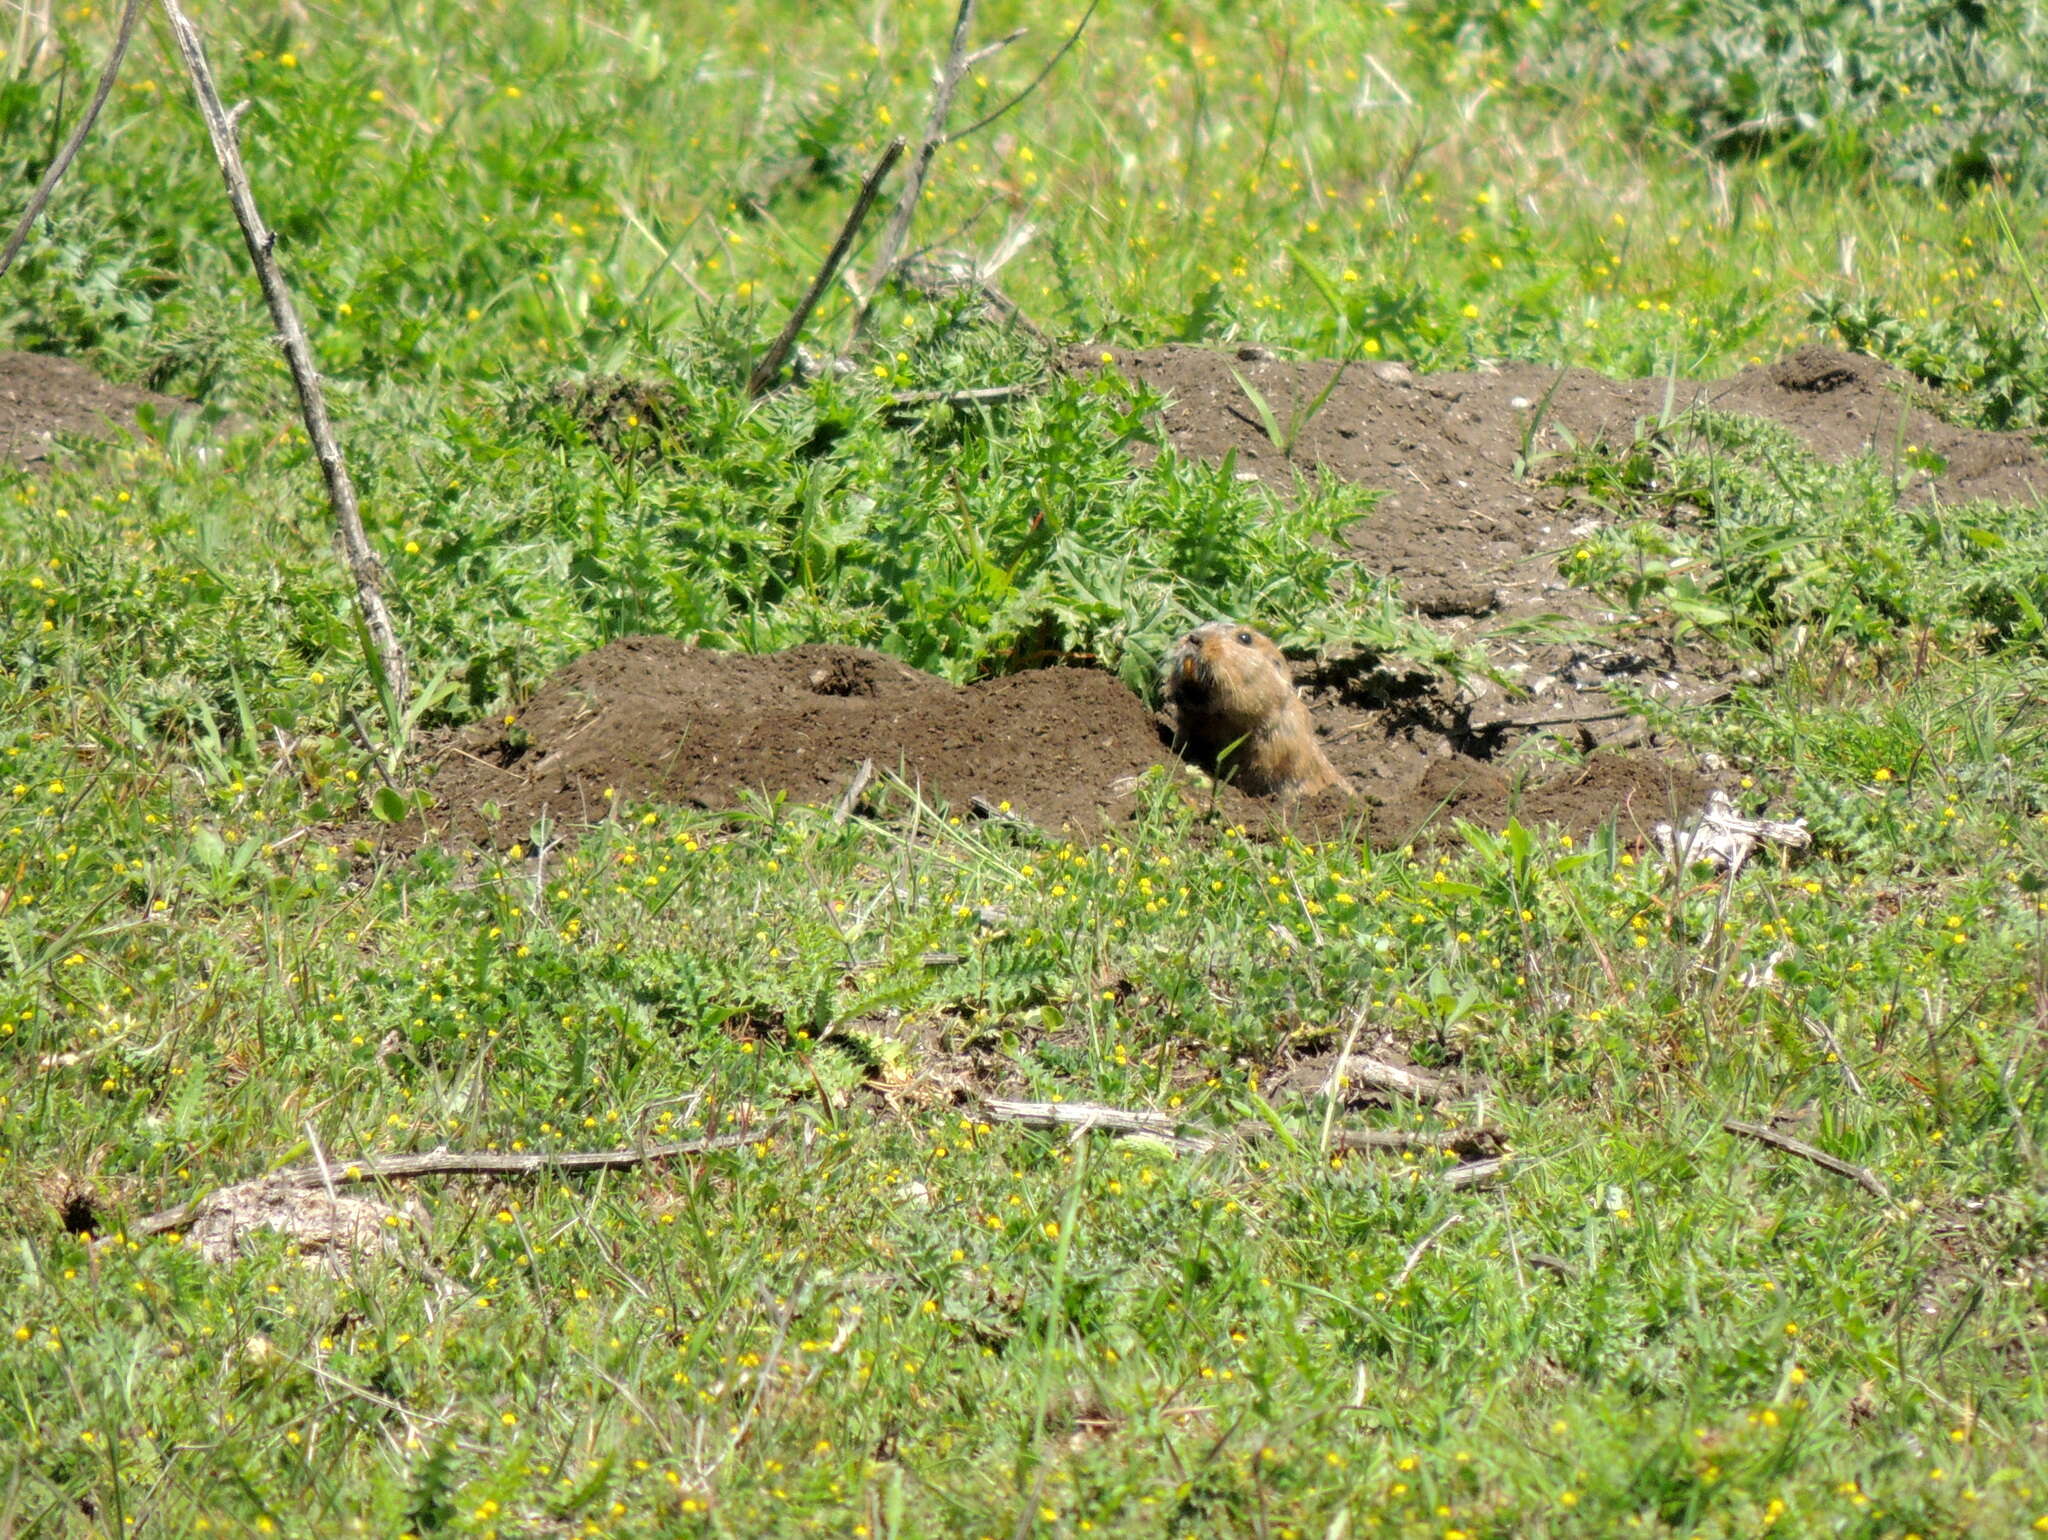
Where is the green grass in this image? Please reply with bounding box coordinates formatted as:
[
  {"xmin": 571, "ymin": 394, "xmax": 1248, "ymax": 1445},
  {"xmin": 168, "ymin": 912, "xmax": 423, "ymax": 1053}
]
[{"xmin": 3, "ymin": 0, "xmax": 2048, "ymax": 1535}]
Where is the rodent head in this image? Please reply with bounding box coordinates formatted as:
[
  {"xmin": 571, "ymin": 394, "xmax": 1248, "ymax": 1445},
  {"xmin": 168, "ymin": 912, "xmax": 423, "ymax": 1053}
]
[{"xmin": 1161, "ymin": 621, "xmax": 1299, "ymax": 732}]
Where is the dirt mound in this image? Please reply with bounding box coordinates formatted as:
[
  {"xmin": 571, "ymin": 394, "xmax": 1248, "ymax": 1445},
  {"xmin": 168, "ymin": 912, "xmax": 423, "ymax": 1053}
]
[
  {"xmin": 420, "ymin": 638, "xmax": 1169, "ymax": 839},
  {"xmin": 1081, "ymin": 343, "xmax": 2046, "ymax": 602},
  {"xmin": 416, "ymin": 636, "xmax": 1703, "ymax": 849},
  {"xmin": 1075, "ymin": 342, "xmax": 2047, "ymax": 759},
  {"xmin": 0, "ymin": 351, "xmax": 198, "ymax": 467}
]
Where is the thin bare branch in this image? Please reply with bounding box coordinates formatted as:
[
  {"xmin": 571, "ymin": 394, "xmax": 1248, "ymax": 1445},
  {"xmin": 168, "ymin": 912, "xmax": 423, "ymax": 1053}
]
[
  {"xmin": 855, "ymin": 0, "xmax": 978, "ymax": 336},
  {"xmin": 946, "ymin": 0, "xmax": 1102, "ymax": 145},
  {"xmin": 1723, "ymin": 1119, "xmax": 1891, "ymax": 1201},
  {"xmin": 1439, "ymin": 1156, "xmax": 1510, "ymax": 1190},
  {"xmin": 884, "ymin": 382, "xmax": 1035, "ymax": 408},
  {"xmin": 832, "ymin": 757, "xmax": 876, "ymax": 825},
  {"xmin": 1390, "ymin": 1213, "xmax": 1463, "ymax": 1288},
  {"xmin": 0, "ymin": 0, "xmax": 145, "ymax": 280},
  {"xmin": 1328, "ymin": 1125, "xmax": 1506, "ymax": 1159},
  {"xmin": 158, "ymin": 0, "xmax": 410, "ymax": 715},
  {"xmin": 983, "ymin": 1098, "xmax": 1213, "ymax": 1150},
  {"xmin": 963, "ymin": 27, "xmax": 1026, "ymax": 70},
  {"xmin": 746, "ymin": 136, "xmax": 904, "ymax": 397},
  {"xmin": 1347, "ymin": 1055, "xmax": 1460, "ymax": 1103},
  {"xmin": 131, "ymin": 1130, "xmax": 770, "ymax": 1236}
]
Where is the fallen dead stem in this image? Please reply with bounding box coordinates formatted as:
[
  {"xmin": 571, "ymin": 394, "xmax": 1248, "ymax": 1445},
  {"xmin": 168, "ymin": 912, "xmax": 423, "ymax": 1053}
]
[
  {"xmin": 746, "ymin": 136, "xmax": 905, "ymax": 397},
  {"xmin": 984, "ymin": 1097, "xmax": 1509, "ymax": 1175},
  {"xmin": 1272, "ymin": 1123, "xmax": 1505, "ymax": 1159},
  {"xmin": 1723, "ymin": 1119, "xmax": 1892, "ymax": 1202},
  {"xmin": 131, "ymin": 1129, "xmax": 773, "ymax": 1237},
  {"xmin": 1344, "ymin": 1055, "xmax": 1462, "ymax": 1103}
]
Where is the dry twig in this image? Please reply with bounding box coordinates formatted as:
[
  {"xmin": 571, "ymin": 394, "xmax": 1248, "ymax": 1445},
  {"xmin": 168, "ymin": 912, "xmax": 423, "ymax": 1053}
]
[
  {"xmin": 1346, "ymin": 1055, "xmax": 1460, "ymax": 1103},
  {"xmin": 1390, "ymin": 1213, "xmax": 1463, "ymax": 1287},
  {"xmin": 982, "ymin": 1098, "xmax": 1213, "ymax": 1150},
  {"xmin": 1439, "ymin": 1155, "xmax": 1510, "ymax": 1191},
  {"xmin": 132, "ymin": 1130, "xmax": 768, "ymax": 1237},
  {"xmin": 885, "ymin": 382, "xmax": 1036, "ymax": 409},
  {"xmin": 944, "ymin": 0, "xmax": 1102, "ymax": 145},
  {"xmin": 159, "ymin": 0, "xmax": 410, "ymax": 716},
  {"xmin": 1329, "ymin": 1125, "xmax": 1505, "ymax": 1159},
  {"xmin": 0, "ymin": 0, "xmax": 145, "ymax": 279},
  {"xmin": 832, "ymin": 757, "xmax": 876, "ymax": 825},
  {"xmin": 1723, "ymin": 1119, "xmax": 1891, "ymax": 1201},
  {"xmin": 854, "ymin": 0, "xmax": 978, "ymax": 334},
  {"xmin": 746, "ymin": 137, "xmax": 904, "ymax": 397}
]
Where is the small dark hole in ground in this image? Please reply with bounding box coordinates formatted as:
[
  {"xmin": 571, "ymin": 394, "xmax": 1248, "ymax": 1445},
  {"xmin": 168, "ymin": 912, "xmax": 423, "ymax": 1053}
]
[{"xmin": 60, "ymin": 1191, "xmax": 101, "ymax": 1237}]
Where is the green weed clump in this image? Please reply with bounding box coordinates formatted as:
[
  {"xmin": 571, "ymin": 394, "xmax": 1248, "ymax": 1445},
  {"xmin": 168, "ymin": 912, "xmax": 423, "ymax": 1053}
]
[
  {"xmin": 1569, "ymin": 413, "xmax": 2048, "ymax": 660},
  {"xmin": 1603, "ymin": 0, "xmax": 2048, "ymax": 192},
  {"xmin": 1815, "ymin": 291, "xmax": 2048, "ymax": 432}
]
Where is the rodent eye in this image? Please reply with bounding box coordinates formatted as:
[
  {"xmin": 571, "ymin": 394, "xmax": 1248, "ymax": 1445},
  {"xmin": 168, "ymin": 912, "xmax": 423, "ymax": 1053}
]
[{"xmin": 1236, "ymin": 630, "xmax": 1253, "ymax": 646}]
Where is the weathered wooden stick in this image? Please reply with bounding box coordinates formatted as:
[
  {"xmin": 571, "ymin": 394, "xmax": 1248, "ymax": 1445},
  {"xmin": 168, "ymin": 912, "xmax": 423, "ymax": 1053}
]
[
  {"xmin": 982, "ymin": 1098, "xmax": 1213, "ymax": 1150},
  {"xmin": 0, "ymin": 0, "xmax": 145, "ymax": 279},
  {"xmin": 745, "ymin": 136, "xmax": 904, "ymax": 397},
  {"xmin": 1238, "ymin": 1121, "xmax": 1505, "ymax": 1159},
  {"xmin": 131, "ymin": 1130, "xmax": 769, "ymax": 1236},
  {"xmin": 832, "ymin": 757, "xmax": 876, "ymax": 825},
  {"xmin": 1723, "ymin": 1119, "xmax": 1890, "ymax": 1201},
  {"xmin": 885, "ymin": 382, "xmax": 1036, "ymax": 408},
  {"xmin": 159, "ymin": 0, "xmax": 410, "ymax": 715},
  {"xmin": 1439, "ymin": 1156, "xmax": 1509, "ymax": 1190}
]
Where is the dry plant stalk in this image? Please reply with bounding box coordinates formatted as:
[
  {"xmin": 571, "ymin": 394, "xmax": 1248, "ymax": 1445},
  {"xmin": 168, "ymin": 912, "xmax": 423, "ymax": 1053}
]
[
  {"xmin": 0, "ymin": 0, "xmax": 146, "ymax": 279},
  {"xmin": 1723, "ymin": 1119, "xmax": 1891, "ymax": 1202},
  {"xmin": 132, "ymin": 1129, "xmax": 768, "ymax": 1238},
  {"xmin": 158, "ymin": 0, "xmax": 410, "ymax": 715},
  {"xmin": 854, "ymin": 0, "xmax": 979, "ymax": 335},
  {"xmin": 746, "ymin": 136, "xmax": 904, "ymax": 397}
]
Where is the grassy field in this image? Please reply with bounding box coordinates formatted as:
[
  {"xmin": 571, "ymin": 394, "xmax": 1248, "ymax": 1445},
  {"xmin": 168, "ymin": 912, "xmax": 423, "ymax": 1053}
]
[{"xmin": 4, "ymin": 1, "xmax": 2048, "ymax": 1535}]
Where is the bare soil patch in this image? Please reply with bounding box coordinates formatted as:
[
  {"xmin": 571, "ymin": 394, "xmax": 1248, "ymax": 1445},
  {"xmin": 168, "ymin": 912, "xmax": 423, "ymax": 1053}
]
[
  {"xmin": 421, "ymin": 637, "xmax": 1166, "ymax": 839},
  {"xmin": 0, "ymin": 350, "xmax": 196, "ymax": 467},
  {"xmin": 1084, "ymin": 343, "xmax": 2045, "ymax": 596}
]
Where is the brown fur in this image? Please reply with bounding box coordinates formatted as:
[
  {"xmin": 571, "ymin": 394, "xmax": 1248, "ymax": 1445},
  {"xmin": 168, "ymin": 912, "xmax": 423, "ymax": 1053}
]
[{"xmin": 1161, "ymin": 622, "xmax": 1354, "ymax": 799}]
